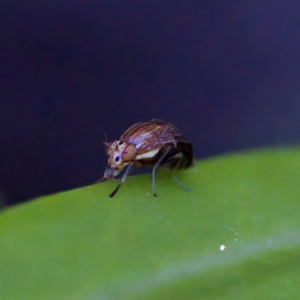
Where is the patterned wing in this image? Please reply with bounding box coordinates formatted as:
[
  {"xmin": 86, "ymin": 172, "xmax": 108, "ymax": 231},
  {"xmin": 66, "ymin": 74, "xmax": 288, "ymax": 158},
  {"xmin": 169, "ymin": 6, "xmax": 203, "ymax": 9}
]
[{"xmin": 120, "ymin": 120, "xmax": 175, "ymax": 150}]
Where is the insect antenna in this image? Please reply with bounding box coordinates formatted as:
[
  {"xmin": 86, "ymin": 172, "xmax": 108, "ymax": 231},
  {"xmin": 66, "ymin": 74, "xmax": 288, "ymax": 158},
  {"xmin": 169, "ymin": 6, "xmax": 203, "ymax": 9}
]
[
  {"xmin": 99, "ymin": 128, "xmax": 108, "ymax": 143},
  {"xmin": 94, "ymin": 128, "xmax": 110, "ymax": 184}
]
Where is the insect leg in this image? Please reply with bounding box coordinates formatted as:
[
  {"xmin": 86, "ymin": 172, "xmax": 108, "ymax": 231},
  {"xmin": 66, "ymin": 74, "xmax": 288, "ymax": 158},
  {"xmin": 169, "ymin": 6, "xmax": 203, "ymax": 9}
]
[
  {"xmin": 171, "ymin": 153, "xmax": 191, "ymax": 191},
  {"xmin": 152, "ymin": 145, "xmax": 172, "ymax": 198},
  {"xmin": 96, "ymin": 177, "xmax": 108, "ymax": 183},
  {"xmin": 109, "ymin": 163, "xmax": 133, "ymax": 198}
]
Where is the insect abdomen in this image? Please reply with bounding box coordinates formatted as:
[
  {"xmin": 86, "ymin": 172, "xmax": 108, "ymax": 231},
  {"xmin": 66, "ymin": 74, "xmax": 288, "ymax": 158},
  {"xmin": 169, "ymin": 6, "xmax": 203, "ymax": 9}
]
[{"xmin": 176, "ymin": 141, "xmax": 194, "ymax": 168}]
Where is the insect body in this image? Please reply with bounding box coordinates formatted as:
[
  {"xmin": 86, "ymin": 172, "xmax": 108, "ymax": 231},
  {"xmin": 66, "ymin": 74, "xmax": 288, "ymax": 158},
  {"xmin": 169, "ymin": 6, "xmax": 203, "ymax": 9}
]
[{"xmin": 99, "ymin": 119, "xmax": 193, "ymax": 198}]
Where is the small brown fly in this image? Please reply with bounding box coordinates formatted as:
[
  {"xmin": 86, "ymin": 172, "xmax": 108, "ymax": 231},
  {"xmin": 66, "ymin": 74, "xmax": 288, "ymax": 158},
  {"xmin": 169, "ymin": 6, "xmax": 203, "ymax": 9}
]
[{"xmin": 98, "ymin": 119, "xmax": 194, "ymax": 198}]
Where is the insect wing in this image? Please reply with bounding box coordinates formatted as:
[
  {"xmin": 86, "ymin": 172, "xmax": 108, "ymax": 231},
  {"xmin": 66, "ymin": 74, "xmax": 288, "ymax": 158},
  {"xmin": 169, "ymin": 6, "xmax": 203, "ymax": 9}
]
[
  {"xmin": 119, "ymin": 121, "xmax": 168, "ymax": 150},
  {"xmin": 150, "ymin": 120, "xmax": 194, "ymax": 169}
]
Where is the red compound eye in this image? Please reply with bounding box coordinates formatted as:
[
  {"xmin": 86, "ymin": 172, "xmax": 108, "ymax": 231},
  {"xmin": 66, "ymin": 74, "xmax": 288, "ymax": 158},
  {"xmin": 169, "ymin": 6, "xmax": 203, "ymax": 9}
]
[{"xmin": 121, "ymin": 144, "xmax": 137, "ymax": 162}]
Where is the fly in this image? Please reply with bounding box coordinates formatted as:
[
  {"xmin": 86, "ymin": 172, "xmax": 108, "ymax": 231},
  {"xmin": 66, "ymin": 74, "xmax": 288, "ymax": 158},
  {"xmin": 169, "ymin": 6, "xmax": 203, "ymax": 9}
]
[{"xmin": 98, "ymin": 119, "xmax": 194, "ymax": 198}]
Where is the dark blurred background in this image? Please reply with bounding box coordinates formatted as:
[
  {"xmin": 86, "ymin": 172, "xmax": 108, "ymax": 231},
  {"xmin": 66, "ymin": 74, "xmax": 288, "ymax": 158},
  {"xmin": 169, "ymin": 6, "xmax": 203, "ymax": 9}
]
[{"xmin": 1, "ymin": 1, "xmax": 300, "ymax": 207}]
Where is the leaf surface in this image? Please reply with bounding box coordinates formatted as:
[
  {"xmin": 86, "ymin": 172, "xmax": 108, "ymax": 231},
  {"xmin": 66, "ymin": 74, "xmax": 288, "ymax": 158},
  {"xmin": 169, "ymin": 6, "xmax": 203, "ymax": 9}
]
[{"xmin": 1, "ymin": 147, "xmax": 300, "ymax": 300}]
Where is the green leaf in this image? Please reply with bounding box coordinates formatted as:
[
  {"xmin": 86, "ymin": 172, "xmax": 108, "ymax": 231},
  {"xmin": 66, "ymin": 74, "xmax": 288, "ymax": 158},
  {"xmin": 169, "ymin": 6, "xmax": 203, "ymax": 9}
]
[{"xmin": 1, "ymin": 147, "xmax": 300, "ymax": 300}]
